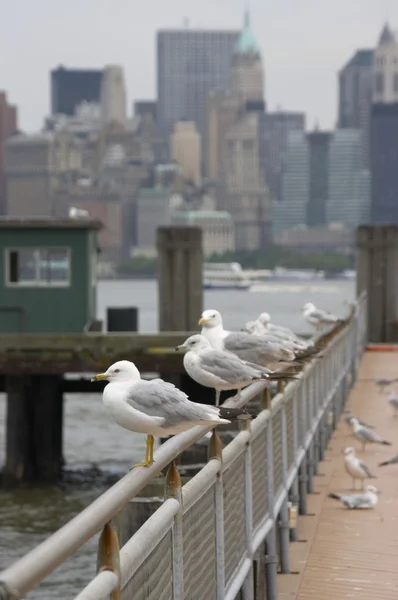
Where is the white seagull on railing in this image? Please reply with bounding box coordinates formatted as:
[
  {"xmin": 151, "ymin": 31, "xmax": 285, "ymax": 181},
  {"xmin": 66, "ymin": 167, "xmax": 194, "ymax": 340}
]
[
  {"xmin": 301, "ymin": 302, "xmax": 342, "ymax": 330},
  {"xmin": 176, "ymin": 334, "xmax": 296, "ymax": 406},
  {"xmin": 91, "ymin": 360, "xmax": 251, "ymax": 468}
]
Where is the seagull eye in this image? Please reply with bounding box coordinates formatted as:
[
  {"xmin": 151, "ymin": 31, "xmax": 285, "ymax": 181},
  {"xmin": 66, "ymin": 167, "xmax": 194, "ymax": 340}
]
[{"xmin": 114, "ymin": 369, "xmax": 120, "ymax": 374}]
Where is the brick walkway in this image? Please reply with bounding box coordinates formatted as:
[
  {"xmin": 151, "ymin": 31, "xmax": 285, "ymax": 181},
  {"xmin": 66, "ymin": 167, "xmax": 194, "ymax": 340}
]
[{"xmin": 278, "ymin": 351, "xmax": 398, "ymax": 599}]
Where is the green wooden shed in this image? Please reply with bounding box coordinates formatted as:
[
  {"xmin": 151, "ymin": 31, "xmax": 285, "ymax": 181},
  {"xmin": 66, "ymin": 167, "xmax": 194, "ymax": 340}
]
[{"xmin": 0, "ymin": 218, "xmax": 102, "ymax": 333}]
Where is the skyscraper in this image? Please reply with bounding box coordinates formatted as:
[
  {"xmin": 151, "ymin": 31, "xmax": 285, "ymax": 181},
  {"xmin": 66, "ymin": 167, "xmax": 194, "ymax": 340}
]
[
  {"xmin": 370, "ymin": 102, "xmax": 398, "ymax": 223},
  {"xmin": 370, "ymin": 24, "xmax": 398, "ymax": 224},
  {"xmin": 157, "ymin": 28, "xmax": 239, "ymax": 137},
  {"xmin": 51, "ymin": 66, "xmax": 103, "ymax": 116},
  {"xmin": 100, "ymin": 65, "xmax": 126, "ymax": 128},
  {"xmin": 261, "ymin": 111, "xmax": 305, "ymax": 203},
  {"xmin": 0, "ymin": 92, "xmax": 18, "ymax": 214},
  {"xmin": 338, "ymin": 49, "xmax": 373, "ymax": 167},
  {"xmin": 229, "ymin": 11, "xmax": 265, "ymax": 111},
  {"xmin": 328, "ymin": 129, "xmax": 371, "ymax": 227},
  {"xmin": 373, "ymin": 24, "xmax": 398, "ymax": 103},
  {"xmin": 273, "ymin": 128, "xmax": 369, "ymax": 234}
]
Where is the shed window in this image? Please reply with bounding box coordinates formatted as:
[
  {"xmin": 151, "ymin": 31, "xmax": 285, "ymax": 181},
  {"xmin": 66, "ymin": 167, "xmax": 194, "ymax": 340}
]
[{"xmin": 5, "ymin": 247, "xmax": 71, "ymax": 287}]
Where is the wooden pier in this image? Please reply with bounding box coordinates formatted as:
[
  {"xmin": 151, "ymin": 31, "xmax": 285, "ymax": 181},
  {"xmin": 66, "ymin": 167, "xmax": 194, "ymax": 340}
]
[{"xmin": 278, "ymin": 350, "xmax": 398, "ymax": 600}]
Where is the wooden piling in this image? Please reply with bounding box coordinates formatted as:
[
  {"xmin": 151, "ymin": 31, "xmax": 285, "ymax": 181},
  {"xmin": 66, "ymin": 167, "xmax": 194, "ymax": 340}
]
[
  {"xmin": 3, "ymin": 374, "xmax": 63, "ymax": 486},
  {"xmin": 157, "ymin": 226, "xmax": 203, "ymax": 332},
  {"xmin": 357, "ymin": 225, "xmax": 398, "ymax": 342}
]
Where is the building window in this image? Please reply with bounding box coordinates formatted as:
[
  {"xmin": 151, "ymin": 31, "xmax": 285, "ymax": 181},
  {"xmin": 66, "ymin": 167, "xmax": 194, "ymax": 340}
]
[
  {"xmin": 375, "ymin": 72, "xmax": 384, "ymax": 94},
  {"xmin": 5, "ymin": 247, "xmax": 71, "ymax": 287}
]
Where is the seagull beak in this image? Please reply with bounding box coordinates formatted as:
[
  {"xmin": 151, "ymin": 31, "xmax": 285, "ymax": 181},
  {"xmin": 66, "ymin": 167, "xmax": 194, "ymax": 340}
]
[
  {"xmin": 198, "ymin": 317, "xmax": 206, "ymax": 326},
  {"xmin": 175, "ymin": 345, "xmax": 184, "ymax": 351},
  {"xmin": 91, "ymin": 373, "xmax": 107, "ymax": 382}
]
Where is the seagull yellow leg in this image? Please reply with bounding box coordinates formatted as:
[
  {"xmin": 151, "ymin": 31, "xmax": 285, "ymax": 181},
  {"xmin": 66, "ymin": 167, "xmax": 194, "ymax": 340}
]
[{"xmin": 131, "ymin": 435, "xmax": 155, "ymax": 469}]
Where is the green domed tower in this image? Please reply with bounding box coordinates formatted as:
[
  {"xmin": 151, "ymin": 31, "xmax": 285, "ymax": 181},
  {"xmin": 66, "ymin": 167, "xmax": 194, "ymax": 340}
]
[{"xmin": 230, "ymin": 10, "xmax": 265, "ymax": 109}]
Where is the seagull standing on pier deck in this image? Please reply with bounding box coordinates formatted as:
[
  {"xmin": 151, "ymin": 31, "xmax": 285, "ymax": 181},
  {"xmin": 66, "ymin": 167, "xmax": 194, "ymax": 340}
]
[
  {"xmin": 91, "ymin": 360, "xmax": 251, "ymax": 468},
  {"xmin": 349, "ymin": 417, "xmax": 392, "ymax": 452},
  {"xmin": 343, "ymin": 447, "xmax": 376, "ymax": 490}
]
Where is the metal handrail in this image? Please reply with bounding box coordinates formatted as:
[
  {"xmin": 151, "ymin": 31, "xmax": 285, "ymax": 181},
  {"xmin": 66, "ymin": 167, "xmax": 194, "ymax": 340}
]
[{"xmin": 0, "ymin": 293, "xmax": 367, "ymax": 600}]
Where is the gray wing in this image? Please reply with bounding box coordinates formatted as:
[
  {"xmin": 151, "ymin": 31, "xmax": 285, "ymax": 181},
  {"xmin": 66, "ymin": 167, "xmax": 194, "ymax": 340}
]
[
  {"xmin": 358, "ymin": 425, "xmax": 382, "ymax": 442},
  {"xmin": 310, "ymin": 309, "xmax": 337, "ymax": 322},
  {"xmin": 199, "ymin": 351, "xmax": 263, "ymax": 384},
  {"xmin": 125, "ymin": 379, "xmax": 214, "ymax": 428},
  {"xmin": 358, "ymin": 460, "xmax": 375, "ymax": 478},
  {"xmin": 224, "ymin": 332, "xmax": 290, "ymax": 364},
  {"xmin": 348, "ymin": 493, "xmax": 373, "ymax": 508}
]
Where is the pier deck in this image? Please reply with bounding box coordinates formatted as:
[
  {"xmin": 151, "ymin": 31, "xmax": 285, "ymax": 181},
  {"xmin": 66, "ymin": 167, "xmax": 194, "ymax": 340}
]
[{"xmin": 278, "ymin": 350, "xmax": 398, "ymax": 599}]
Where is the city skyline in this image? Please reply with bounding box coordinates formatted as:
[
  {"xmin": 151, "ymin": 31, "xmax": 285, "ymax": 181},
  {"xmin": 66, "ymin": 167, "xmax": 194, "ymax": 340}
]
[{"xmin": 1, "ymin": 0, "xmax": 396, "ymax": 132}]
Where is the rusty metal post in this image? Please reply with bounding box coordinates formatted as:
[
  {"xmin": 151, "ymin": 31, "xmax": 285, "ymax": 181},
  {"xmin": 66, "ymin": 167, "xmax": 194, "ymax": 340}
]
[
  {"xmin": 165, "ymin": 461, "xmax": 183, "ymax": 600},
  {"xmin": 277, "ymin": 380, "xmax": 284, "ymax": 395},
  {"xmin": 96, "ymin": 522, "xmax": 121, "ymax": 600},
  {"xmin": 262, "ymin": 387, "xmax": 271, "ymax": 410}
]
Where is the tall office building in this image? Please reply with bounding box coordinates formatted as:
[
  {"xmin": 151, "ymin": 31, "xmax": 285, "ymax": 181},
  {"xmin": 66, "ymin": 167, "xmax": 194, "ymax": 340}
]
[
  {"xmin": 230, "ymin": 11, "xmax": 265, "ymax": 111},
  {"xmin": 261, "ymin": 111, "xmax": 305, "ymax": 202},
  {"xmin": 328, "ymin": 129, "xmax": 371, "ymax": 227},
  {"xmin": 274, "ymin": 128, "xmax": 369, "ymax": 234},
  {"xmin": 170, "ymin": 120, "xmax": 201, "ymax": 183},
  {"xmin": 373, "ymin": 24, "xmax": 398, "ymax": 103},
  {"xmin": 338, "ymin": 49, "xmax": 373, "ymax": 167},
  {"xmin": 0, "ymin": 92, "xmax": 18, "ymax": 214},
  {"xmin": 370, "ymin": 24, "xmax": 398, "ymax": 224},
  {"xmin": 100, "ymin": 65, "xmax": 126, "ymax": 128},
  {"xmin": 370, "ymin": 102, "xmax": 398, "ymax": 223},
  {"xmin": 157, "ymin": 28, "xmax": 239, "ymax": 137},
  {"xmin": 51, "ymin": 66, "xmax": 103, "ymax": 116}
]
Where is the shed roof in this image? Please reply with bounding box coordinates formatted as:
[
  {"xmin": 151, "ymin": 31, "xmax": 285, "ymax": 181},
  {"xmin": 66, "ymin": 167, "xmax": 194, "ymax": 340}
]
[{"xmin": 0, "ymin": 217, "xmax": 102, "ymax": 230}]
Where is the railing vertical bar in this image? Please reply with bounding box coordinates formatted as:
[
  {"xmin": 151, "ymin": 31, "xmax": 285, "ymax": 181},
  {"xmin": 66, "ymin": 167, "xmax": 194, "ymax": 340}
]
[
  {"xmin": 278, "ymin": 404, "xmax": 290, "ymax": 574},
  {"xmin": 242, "ymin": 420, "xmax": 254, "ymax": 600},
  {"xmin": 209, "ymin": 431, "xmax": 225, "ymax": 600},
  {"xmin": 165, "ymin": 462, "xmax": 184, "ymax": 600},
  {"xmin": 265, "ymin": 414, "xmax": 278, "ymax": 600}
]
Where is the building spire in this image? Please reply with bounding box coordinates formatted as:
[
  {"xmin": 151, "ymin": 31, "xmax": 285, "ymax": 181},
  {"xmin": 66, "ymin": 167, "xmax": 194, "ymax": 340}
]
[
  {"xmin": 379, "ymin": 22, "xmax": 396, "ymax": 45},
  {"xmin": 235, "ymin": 7, "xmax": 261, "ymax": 56}
]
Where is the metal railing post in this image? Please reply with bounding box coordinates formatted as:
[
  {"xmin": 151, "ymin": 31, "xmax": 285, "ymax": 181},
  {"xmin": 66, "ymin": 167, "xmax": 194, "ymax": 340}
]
[
  {"xmin": 242, "ymin": 420, "xmax": 254, "ymax": 600},
  {"xmin": 299, "ymin": 382, "xmax": 308, "ymax": 515},
  {"xmin": 289, "ymin": 389, "xmax": 299, "ymax": 541},
  {"xmin": 278, "ymin": 405, "xmax": 290, "ymax": 574},
  {"xmin": 96, "ymin": 522, "xmax": 121, "ymax": 600},
  {"xmin": 165, "ymin": 461, "xmax": 184, "ymax": 600},
  {"xmin": 306, "ymin": 376, "xmax": 315, "ymax": 493},
  {"xmin": 209, "ymin": 431, "xmax": 225, "ymax": 600},
  {"xmin": 265, "ymin": 417, "xmax": 278, "ymax": 600}
]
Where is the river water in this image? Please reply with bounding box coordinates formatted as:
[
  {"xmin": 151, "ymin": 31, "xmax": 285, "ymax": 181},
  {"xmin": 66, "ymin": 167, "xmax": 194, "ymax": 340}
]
[{"xmin": 0, "ymin": 278, "xmax": 355, "ymax": 598}]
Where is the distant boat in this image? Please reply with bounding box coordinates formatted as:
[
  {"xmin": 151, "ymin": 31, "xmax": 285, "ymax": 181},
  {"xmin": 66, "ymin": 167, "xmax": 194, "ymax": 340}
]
[{"xmin": 203, "ymin": 262, "xmax": 251, "ymax": 290}]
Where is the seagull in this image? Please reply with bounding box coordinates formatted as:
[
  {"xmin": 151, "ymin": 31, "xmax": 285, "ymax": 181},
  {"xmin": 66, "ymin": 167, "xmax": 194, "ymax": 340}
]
[
  {"xmin": 379, "ymin": 453, "xmax": 398, "ymax": 467},
  {"xmin": 69, "ymin": 206, "xmax": 89, "ymax": 218},
  {"xmin": 199, "ymin": 309, "xmax": 300, "ymax": 367},
  {"xmin": 349, "ymin": 417, "xmax": 392, "ymax": 451},
  {"xmin": 374, "ymin": 377, "xmax": 398, "ymax": 394},
  {"xmin": 344, "ymin": 412, "xmax": 374, "ymax": 429},
  {"xmin": 343, "ymin": 447, "xmax": 376, "ymax": 490},
  {"xmin": 91, "ymin": 360, "xmax": 251, "ymax": 468},
  {"xmin": 328, "ymin": 485, "xmax": 379, "ymax": 509},
  {"xmin": 176, "ymin": 334, "xmax": 297, "ymax": 406},
  {"xmin": 301, "ymin": 302, "xmax": 342, "ymax": 330},
  {"xmin": 386, "ymin": 390, "xmax": 398, "ymax": 416}
]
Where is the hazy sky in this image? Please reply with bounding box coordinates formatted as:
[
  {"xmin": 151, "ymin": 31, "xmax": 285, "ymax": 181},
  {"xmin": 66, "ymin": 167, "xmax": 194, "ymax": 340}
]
[{"xmin": 0, "ymin": 0, "xmax": 396, "ymax": 132}]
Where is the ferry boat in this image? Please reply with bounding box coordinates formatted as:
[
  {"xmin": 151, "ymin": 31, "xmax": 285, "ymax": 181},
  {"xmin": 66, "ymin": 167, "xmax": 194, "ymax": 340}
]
[{"xmin": 203, "ymin": 262, "xmax": 251, "ymax": 290}]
